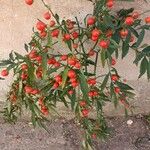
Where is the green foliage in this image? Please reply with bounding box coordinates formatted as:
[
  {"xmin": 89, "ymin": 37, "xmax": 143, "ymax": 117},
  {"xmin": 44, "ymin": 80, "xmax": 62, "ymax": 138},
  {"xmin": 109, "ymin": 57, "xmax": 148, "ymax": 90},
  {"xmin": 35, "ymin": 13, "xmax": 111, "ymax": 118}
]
[{"xmin": 0, "ymin": 0, "xmax": 149, "ymax": 149}]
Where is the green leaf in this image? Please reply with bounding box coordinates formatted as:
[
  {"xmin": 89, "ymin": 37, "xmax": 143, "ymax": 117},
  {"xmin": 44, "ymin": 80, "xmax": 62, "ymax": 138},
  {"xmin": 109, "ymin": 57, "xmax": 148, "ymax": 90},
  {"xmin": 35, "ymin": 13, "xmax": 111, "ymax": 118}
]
[
  {"xmin": 135, "ymin": 29, "xmax": 145, "ymax": 48},
  {"xmin": 0, "ymin": 60, "xmax": 13, "ymax": 66},
  {"xmin": 14, "ymin": 52, "xmax": 25, "ymax": 60},
  {"xmin": 133, "ymin": 52, "xmax": 144, "ymax": 65},
  {"xmin": 47, "ymin": 30, "xmax": 52, "ymax": 47},
  {"xmin": 116, "ymin": 82, "xmax": 134, "ymax": 91},
  {"xmin": 129, "ymin": 27, "xmax": 139, "ymax": 38},
  {"xmin": 112, "ymin": 30, "xmax": 120, "ymax": 44},
  {"xmin": 78, "ymin": 71, "xmax": 90, "ymax": 104},
  {"xmin": 61, "ymin": 96, "xmax": 69, "ymax": 108},
  {"xmin": 139, "ymin": 57, "xmax": 148, "ymax": 78},
  {"xmin": 110, "ymin": 39, "xmax": 120, "ymax": 48},
  {"xmin": 55, "ymin": 14, "xmax": 59, "ymax": 21},
  {"xmin": 142, "ymin": 46, "xmax": 150, "ymax": 56},
  {"xmin": 110, "ymin": 83, "xmax": 118, "ymax": 108},
  {"xmin": 147, "ymin": 59, "xmax": 150, "ymax": 80},
  {"xmin": 86, "ymin": 59, "xmax": 95, "ymax": 66},
  {"xmin": 122, "ymin": 32, "xmax": 131, "ymax": 58},
  {"xmin": 84, "ymin": 72, "xmax": 95, "ymax": 77},
  {"xmin": 66, "ymin": 40, "xmax": 72, "ymax": 51},
  {"xmin": 42, "ymin": 53, "xmax": 47, "ymax": 79},
  {"xmin": 24, "ymin": 44, "xmax": 29, "ymax": 52},
  {"xmin": 31, "ymin": 114, "xmax": 37, "ymax": 127},
  {"xmin": 68, "ymin": 90, "xmax": 76, "ymax": 110},
  {"xmin": 101, "ymin": 74, "xmax": 109, "ymax": 91},
  {"xmin": 26, "ymin": 58, "xmax": 35, "ymax": 82},
  {"xmin": 62, "ymin": 67, "xmax": 69, "ymax": 89},
  {"xmin": 101, "ymin": 50, "xmax": 106, "ymax": 68},
  {"xmin": 47, "ymin": 67, "xmax": 60, "ymax": 74},
  {"xmin": 9, "ymin": 51, "xmax": 15, "ymax": 61},
  {"xmin": 117, "ymin": 8, "xmax": 134, "ymax": 18},
  {"xmin": 140, "ymin": 25, "xmax": 150, "ymax": 30}
]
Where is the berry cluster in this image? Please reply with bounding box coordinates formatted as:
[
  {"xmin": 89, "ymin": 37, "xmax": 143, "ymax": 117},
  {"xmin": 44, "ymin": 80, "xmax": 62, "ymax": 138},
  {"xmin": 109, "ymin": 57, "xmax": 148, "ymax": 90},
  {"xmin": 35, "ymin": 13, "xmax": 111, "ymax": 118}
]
[{"xmin": 0, "ymin": 0, "xmax": 150, "ymax": 149}]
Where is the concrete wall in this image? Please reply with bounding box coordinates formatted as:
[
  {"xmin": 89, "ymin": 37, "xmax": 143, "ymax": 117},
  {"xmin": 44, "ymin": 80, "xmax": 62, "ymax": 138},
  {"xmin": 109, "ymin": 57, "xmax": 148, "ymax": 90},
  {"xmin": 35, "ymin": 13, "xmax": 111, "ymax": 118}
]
[{"xmin": 0, "ymin": 0, "xmax": 150, "ymax": 116}]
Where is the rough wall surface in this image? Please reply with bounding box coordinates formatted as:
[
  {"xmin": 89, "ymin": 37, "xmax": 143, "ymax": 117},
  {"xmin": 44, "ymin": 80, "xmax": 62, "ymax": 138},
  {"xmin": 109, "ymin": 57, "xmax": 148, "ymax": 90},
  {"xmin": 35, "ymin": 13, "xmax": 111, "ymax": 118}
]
[{"xmin": 0, "ymin": 0, "xmax": 149, "ymax": 116}]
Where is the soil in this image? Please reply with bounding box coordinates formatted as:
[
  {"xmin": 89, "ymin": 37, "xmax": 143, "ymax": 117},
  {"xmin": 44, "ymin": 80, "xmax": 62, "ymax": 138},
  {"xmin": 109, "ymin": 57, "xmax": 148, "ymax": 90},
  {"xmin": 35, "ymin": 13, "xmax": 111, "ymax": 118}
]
[{"xmin": 0, "ymin": 115, "xmax": 150, "ymax": 150}]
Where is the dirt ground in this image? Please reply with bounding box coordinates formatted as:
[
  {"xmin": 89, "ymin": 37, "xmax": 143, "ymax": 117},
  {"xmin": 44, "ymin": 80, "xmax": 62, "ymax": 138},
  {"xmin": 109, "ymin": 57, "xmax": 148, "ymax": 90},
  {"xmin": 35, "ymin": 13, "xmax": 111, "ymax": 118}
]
[{"xmin": 0, "ymin": 115, "xmax": 150, "ymax": 150}]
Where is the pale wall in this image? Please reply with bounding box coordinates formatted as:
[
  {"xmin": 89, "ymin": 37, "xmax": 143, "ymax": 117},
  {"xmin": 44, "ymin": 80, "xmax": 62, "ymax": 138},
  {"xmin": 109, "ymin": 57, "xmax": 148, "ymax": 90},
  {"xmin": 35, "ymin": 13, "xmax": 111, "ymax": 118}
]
[{"xmin": 0, "ymin": 0, "xmax": 150, "ymax": 116}]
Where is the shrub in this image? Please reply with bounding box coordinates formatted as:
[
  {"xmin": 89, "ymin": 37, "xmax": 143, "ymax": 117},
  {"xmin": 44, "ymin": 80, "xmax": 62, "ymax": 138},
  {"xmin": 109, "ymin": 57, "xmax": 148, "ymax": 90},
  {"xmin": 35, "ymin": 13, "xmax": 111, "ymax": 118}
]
[{"xmin": 0, "ymin": 0, "xmax": 150, "ymax": 149}]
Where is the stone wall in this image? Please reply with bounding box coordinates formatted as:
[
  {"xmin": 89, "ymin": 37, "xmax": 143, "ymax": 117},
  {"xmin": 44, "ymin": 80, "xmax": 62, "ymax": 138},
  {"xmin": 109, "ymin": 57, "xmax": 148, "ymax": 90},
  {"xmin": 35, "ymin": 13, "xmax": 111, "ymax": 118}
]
[{"xmin": 0, "ymin": 0, "xmax": 149, "ymax": 116}]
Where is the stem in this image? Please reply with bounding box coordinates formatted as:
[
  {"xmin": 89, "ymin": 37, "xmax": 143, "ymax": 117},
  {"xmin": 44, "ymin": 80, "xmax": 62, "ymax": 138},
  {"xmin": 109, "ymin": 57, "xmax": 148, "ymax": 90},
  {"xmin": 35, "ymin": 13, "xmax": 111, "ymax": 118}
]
[
  {"xmin": 94, "ymin": 50, "xmax": 99, "ymax": 74},
  {"xmin": 41, "ymin": 0, "xmax": 65, "ymax": 31},
  {"xmin": 75, "ymin": 17, "xmax": 88, "ymax": 73}
]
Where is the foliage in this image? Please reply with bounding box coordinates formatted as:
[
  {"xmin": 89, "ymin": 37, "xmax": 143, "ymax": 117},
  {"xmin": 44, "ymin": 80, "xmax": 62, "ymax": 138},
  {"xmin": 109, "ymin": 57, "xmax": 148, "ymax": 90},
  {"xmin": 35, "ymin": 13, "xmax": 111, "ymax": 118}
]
[{"xmin": 0, "ymin": 0, "xmax": 150, "ymax": 149}]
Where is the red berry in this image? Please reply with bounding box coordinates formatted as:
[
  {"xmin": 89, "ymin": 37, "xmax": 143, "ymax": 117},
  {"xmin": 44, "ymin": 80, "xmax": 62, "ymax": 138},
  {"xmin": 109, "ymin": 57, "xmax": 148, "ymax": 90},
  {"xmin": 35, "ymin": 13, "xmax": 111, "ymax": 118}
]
[
  {"xmin": 28, "ymin": 50, "xmax": 37, "ymax": 59},
  {"xmin": 60, "ymin": 55, "xmax": 68, "ymax": 61},
  {"xmin": 47, "ymin": 57, "xmax": 56, "ymax": 65},
  {"xmin": 114, "ymin": 87, "xmax": 120, "ymax": 93},
  {"xmin": 67, "ymin": 57, "xmax": 77, "ymax": 66},
  {"xmin": 41, "ymin": 106, "xmax": 49, "ymax": 115},
  {"xmin": 75, "ymin": 62, "xmax": 81, "ymax": 69},
  {"xmin": 63, "ymin": 34, "xmax": 71, "ymax": 41},
  {"xmin": 125, "ymin": 17, "xmax": 134, "ymax": 26},
  {"xmin": 40, "ymin": 31, "xmax": 47, "ymax": 38},
  {"xmin": 120, "ymin": 29, "xmax": 128, "ymax": 38},
  {"xmin": 91, "ymin": 36, "xmax": 99, "ymax": 41},
  {"xmin": 88, "ymin": 91, "xmax": 94, "ymax": 97},
  {"xmin": 73, "ymin": 43, "xmax": 78, "ymax": 49},
  {"xmin": 24, "ymin": 86, "xmax": 33, "ymax": 94},
  {"xmin": 53, "ymin": 82, "xmax": 59, "ymax": 89},
  {"xmin": 10, "ymin": 94, "xmax": 17, "ymax": 103},
  {"xmin": 71, "ymin": 81, "xmax": 79, "ymax": 88},
  {"xmin": 82, "ymin": 109, "xmax": 89, "ymax": 117},
  {"xmin": 36, "ymin": 21, "xmax": 46, "ymax": 31},
  {"xmin": 25, "ymin": 0, "xmax": 33, "ymax": 5},
  {"xmin": 132, "ymin": 11, "xmax": 139, "ymax": 19},
  {"xmin": 130, "ymin": 36, "xmax": 135, "ymax": 42},
  {"xmin": 21, "ymin": 64, "xmax": 28, "ymax": 70},
  {"xmin": 68, "ymin": 70, "xmax": 76, "ymax": 78},
  {"xmin": 43, "ymin": 11, "xmax": 51, "ymax": 20},
  {"xmin": 87, "ymin": 17, "xmax": 96, "ymax": 25},
  {"xmin": 87, "ymin": 78, "xmax": 96, "ymax": 85},
  {"xmin": 111, "ymin": 58, "xmax": 116, "ymax": 66},
  {"xmin": 35, "ymin": 56, "xmax": 42, "ymax": 63},
  {"xmin": 31, "ymin": 89, "xmax": 39, "ymax": 95},
  {"xmin": 21, "ymin": 73, "xmax": 28, "ymax": 80},
  {"xmin": 70, "ymin": 78, "xmax": 77, "ymax": 83},
  {"xmin": 91, "ymin": 29, "xmax": 101, "ymax": 37},
  {"xmin": 50, "ymin": 20, "xmax": 56, "ymax": 27},
  {"xmin": 38, "ymin": 97, "xmax": 44, "ymax": 106},
  {"xmin": 88, "ymin": 49, "xmax": 95, "ymax": 57},
  {"xmin": 111, "ymin": 75, "xmax": 118, "ymax": 82},
  {"xmin": 92, "ymin": 133, "xmax": 97, "ymax": 139},
  {"xmin": 54, "ymin": 62, "xmax": 60, "ymax": 67},
  {"xmin": 72, "ymin": 31, "xmax": 79, "ymax": 39},
  {"xmin": 106, "ymin": 29, "xmax": 113, "ymax": 38},
  {"xmin": 51, "ymin": 29, "xmax": 60, "ymax": 38},
  {"xmin": 99, "ymin": 40, "xmax": 109, "ymax": 49},
  {"xmin": 93, "ymin": 91, "xmax": 98, "ymax": 96},
  {"xmin": 79, "ymin": 101, "xmax": 86, "ymax": 107},
  {"xmin": 145, "ymin": 17, "xmax": 150, "ymax": 24},
  {"xmin": 67, "ymin": 23, "xmax": 74, "ymax": 30},
  {"xmin": 1, "ymin": 69, "xmax": 9, "ymax": 77},
  {"xmin": 36, "ymin": 71, "xmax": 42, "ymax": 79},
  {"xmin": 106, "ymin": 0, "xmax": 114, "ymax": 8},
  {"xmin": 54, "ymin": 75, "xmax": 62, "ymax": 82},
  {"xmin": 68, "ymin": 90, "xmax": 74, "ymax": 95}
]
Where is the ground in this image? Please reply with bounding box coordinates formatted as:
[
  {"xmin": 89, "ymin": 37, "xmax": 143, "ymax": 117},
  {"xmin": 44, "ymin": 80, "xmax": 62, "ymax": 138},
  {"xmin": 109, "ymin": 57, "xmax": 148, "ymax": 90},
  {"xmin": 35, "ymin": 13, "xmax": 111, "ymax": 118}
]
[{"xmin": 0, "ymin": 115, "xmax": 150, "ymax": 150}]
